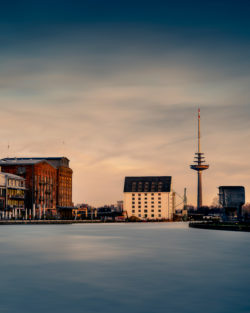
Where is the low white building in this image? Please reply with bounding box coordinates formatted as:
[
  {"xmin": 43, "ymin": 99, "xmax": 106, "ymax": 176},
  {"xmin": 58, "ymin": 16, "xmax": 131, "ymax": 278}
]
[
  {"xmin": 0, "ymin": 171, "xmax": 25, "ymax": 219},
  {"xmin": 123, "ymin": 176, "xmax": 174, "ymax": 220}
]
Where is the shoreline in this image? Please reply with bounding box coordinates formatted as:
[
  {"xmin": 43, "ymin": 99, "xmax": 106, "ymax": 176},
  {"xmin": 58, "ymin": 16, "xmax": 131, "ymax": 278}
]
[{"xmin": 189, "ymin": 222, "xmax": 250, "ymax": 232}]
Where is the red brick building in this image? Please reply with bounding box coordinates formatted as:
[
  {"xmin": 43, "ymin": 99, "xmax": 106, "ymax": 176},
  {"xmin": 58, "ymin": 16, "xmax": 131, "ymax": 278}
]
[{"xmin": 0, "ymin": 157, "xmax": 73, "ymax": 218}]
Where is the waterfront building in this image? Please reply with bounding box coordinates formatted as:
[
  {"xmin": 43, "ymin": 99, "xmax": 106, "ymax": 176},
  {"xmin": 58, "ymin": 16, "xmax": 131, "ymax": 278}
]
[
  {"xmin": 218, "ymin": 186, "xmax": 245, "ymax": 220},
  {"xmin": 0, "ymin": 171, "xmax": 25, "ymax": 219},
  {"xmin": 123, "ymin": 176, "xmax": 174, "ymax": 220},
  {"xmin": 0, "ymin": 157, "xmax": 73, "ymax": 218}
]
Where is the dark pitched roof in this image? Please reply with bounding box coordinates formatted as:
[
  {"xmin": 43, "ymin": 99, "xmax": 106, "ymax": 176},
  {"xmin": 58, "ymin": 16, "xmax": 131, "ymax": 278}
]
[
  {"xmin": 0, "ymin": 157, "xmax": 70, "ymax": 168},
  {"xmin": 124, "ymin": 176, "xmax": 172, "ymax": 193},
  {"xmin": 219, "ymin": 186, "xmax": 245, "ymax": 190},
  {"xmin": 0, "ymin": 159, "xmax": 56, "ymax": 168}
]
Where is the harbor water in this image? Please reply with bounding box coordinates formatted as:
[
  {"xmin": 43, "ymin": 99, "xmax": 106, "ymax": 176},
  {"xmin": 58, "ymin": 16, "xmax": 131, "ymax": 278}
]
[{"xmin": 0, "ymin": 223, "xmax": 249, "ymax": 313}]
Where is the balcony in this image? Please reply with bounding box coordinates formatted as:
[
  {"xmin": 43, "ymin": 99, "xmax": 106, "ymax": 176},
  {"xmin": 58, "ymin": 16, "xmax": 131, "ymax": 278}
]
[{"xmin": 8, "ymin": 194, "xmax": 25, "ymax": 200}]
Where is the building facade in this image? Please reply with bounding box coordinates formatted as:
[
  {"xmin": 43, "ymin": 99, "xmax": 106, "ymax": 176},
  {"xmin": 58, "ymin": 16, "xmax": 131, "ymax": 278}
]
[
  {"xmin": 123, "ymin": 176, "xmax": 174, "ymax": 220},
  {"xmin": 219, "ymin": 186, "xmax": 245, "ymax": 220},
  {"xmin": 0, "ymin": 171, "xmax": 25, "ymax": 219},
  {"xmin": 0, "ymin": 157, "xmax": 73, "ymax": 218}
]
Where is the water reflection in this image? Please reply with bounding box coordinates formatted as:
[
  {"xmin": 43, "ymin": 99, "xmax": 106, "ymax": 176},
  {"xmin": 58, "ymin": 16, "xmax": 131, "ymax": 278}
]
[{"xmin": 0, "ymin": 223, "xmax": 249, "ymax": 313}]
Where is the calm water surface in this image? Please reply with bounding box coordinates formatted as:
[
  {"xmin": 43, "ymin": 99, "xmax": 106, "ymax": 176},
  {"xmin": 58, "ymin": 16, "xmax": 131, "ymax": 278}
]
[{"xmin": 0, "ymin": 223, "xmax": 249, "ymax": 313}]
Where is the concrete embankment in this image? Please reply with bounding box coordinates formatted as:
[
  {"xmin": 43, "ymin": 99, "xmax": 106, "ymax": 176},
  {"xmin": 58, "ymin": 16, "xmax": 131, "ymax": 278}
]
[
  {"xmin": 189, "ymin": 222, "xmax": 250, "ymax": 232},
  {"xmin": 0, "ymin": 220, "xmax": 102, "ymax": 225}
]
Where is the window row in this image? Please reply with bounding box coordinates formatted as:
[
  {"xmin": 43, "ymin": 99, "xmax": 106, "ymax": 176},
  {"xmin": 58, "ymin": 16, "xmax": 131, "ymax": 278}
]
[
  {"xmin": 132, "ymin": 205, "xmax": 161, "ymax": 208},
  {"xmin": 136, "ymin": 214, "xmax": 162, "ymax": 218},
  {"xmin": 132, "ymin": 209, "xmax": 161, "ymax": 213}
]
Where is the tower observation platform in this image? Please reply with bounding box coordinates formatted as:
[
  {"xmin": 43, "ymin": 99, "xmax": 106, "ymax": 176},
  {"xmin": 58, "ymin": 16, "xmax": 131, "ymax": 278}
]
[{"xmin": 190, "ymin": 109, "xmax": 209, "ymax": 209}]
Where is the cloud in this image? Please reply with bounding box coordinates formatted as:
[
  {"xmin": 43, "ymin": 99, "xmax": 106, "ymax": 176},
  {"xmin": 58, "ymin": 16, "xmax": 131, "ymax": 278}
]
[{"xmin": 0, "ymin": 28, "xmax": 250, "ymax": 206}]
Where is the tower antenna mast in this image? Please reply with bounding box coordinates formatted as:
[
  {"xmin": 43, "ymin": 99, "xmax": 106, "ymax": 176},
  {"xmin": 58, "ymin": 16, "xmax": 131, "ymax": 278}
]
[{"xmin": 190, "ymin": 108, "xmax": 209, "ymax": 209}]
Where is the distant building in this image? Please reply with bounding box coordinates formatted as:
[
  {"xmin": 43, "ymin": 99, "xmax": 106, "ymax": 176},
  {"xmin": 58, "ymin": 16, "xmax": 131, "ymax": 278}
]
[
  {"xmin": 123, "ymin": 176, "xmax": 174, "ymax": 220},
  {"xmin": 0, "ymin": 171, "xmax": 25, "ymax": 219},
  {"xmin": 218, "ymin": 186, "xmax": 245, "ymax": 220},
  {"xmin": 0, "ymin": 157, "xmax": 73, "ymax": 218},
  {"xmin": 74, "ymin": 204, "xmax": 97, "ymax": 220},
  {"xmin": 116, "ymin": 200, "xmax": 123, "ymax": 212}
]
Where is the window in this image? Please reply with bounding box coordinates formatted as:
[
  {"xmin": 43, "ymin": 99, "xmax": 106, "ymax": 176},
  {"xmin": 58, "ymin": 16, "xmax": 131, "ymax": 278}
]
[
  {"xmin": 138, "ymin": 206, "xmax": 141, "ymax": 208},
  {"xmin": 151, "ymin": 193, "xmax": 154, "ymax": 196},
  {"xmin": 132, "ymin": 197, "xmax": 135, "ymax": 200},
  {"xmin": 151, "ymin": 209, "xmax": 154, "ymax": 212},
  {"xmin": 138, "ymin": 214, "xmax": 141, "ymax": 217},
  {"xmin": 144, "ymin": 201, "xmax": 147, "ymax": 204},
  {"xmin": 144, "ymin": 209, "xmax": 148, "ymax": 213},
  {"xmin": 151, "ymin": 214, "xmax": 154, "ymax": 218},
  {"xmin": 138, "ymin": 194, "xmax": 141, "ymax": 196},
  {"xmin": 151, "ymin": 201, "xmax": 154, "ymax": 204},
  {"xmin": 145, "ymin": 205, "xmax": 148, "ymax": 208},
  {"xmin": 158, "ymin": 205, "xmax": 161, "ymax": 208},
  {"xmin": 138, "ymin": 198, "xmax": 141, "ymax": 200},
  {"xmin": 132, "ymin": 194, "xmax": 135, "ymax": 196},
  {"xmin": 158, "ymin": 214, "xmax": 161, "ymax": 217},
  {"xmin": 158, "ymin": 209, "xmax": 161, "ymax": 212},
  {"xmin": 132, "ymin": 205, "xmax": 135, "ymax": 208},
  {"xmin": 151, "ymin": 205, "xmax": 154, "ymax": 208},
  {"xmin": 132, "ymin": 210, "xmax": 135, "ymax": 213},
  {"xmin": 138, "ymin": 209, "xmax": 141, "ymax": 212},
  {"xmin": 144, "ymin": 214, "xmax": 148, "ymax": 218},
  {"xmin": 132, "ymin": 201, "xmax": 135, "ymax": 204},
  {"xmin": 138, "ymin": 201, "xmax": 141, "ymax": 204},
  {"xmin": 158, "ymin": 193, "xmax": 161, "ymax": 196},
  {"xmin": 158, "ymin": 201, "xmax": 161, "ymax": 204},
  {"xmin": 144, "ymin": 193, "xmax": 147, "ymax": 196}
]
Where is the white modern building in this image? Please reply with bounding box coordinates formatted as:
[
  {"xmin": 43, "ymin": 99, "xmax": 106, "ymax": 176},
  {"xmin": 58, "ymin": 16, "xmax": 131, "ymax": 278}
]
[{"xmin": 123, "ymin": 176, "xmax": 174, "ymax": 220}]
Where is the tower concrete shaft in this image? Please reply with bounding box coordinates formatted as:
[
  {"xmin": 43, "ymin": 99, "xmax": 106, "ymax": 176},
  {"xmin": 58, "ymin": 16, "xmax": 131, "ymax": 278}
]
[{"xmin": 190, "ymin": 108, "xmax": 209, "ymax": 209}]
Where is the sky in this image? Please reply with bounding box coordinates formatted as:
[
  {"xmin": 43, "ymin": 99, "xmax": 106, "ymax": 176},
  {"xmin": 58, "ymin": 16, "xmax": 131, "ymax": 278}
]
[{"xmin": 1, "ymin": 0, "xmax": 250, "ymax": 207}]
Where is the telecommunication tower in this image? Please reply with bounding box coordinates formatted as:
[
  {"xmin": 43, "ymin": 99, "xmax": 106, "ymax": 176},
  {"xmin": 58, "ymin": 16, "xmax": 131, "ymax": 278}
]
[{"xmin": 190, "ymin": 109, "xmax": 209, "ymax": 209}]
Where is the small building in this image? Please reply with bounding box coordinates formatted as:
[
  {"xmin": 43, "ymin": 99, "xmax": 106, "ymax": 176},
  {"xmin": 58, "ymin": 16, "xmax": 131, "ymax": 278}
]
[
  {"xmin": 74, "ymin": 204, "xmax": 97, "ymax": 220},
  {"xmin": 0, "ymin": 171, "xmax": 25, "ymax": 219},
  {"xmin": 123, "ymin": 176, "xmax": 174, "ymax": 220},
  {"xmin": 218, "ymin": 186, "xmax": 245, "ymax": 220}
]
